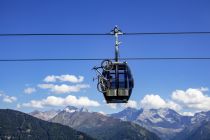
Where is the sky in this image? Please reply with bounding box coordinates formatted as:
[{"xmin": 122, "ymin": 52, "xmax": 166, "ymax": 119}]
[{"xmin": 0, "ymin": 0, "xmax": 210, "ymax": 115}]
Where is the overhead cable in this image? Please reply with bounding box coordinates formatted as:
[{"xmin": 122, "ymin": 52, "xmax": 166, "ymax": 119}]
[
  {"xmin": 1, "ymin": 32, "xmax": 210, "ymax": 37},
  {"xmin": 0, "ymin": 57, "xmax": 210, "ymax": 62}
]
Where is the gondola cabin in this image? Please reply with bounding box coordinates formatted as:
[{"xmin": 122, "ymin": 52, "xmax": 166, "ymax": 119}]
[
  {"xmin": 93, "ymin": 26, "xmax": 134, "ymax": 103},
  {"xmin": 101, "ymin": 62, "xmax": 134, "ymax": 103}
]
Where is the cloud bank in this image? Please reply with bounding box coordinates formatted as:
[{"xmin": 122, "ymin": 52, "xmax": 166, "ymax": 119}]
[
  {"xmin": 18, "ymin": 95, "xmax": 100, "ymax": 108},
  {"xmin": 24, "ymin": 87, "xmax": 36, "ymax": 94},
  {"xmin": 124, "ymin": 100, "xmax": 138, "ymax": 108},
  {"xmin": 44, "ymin": 75, "xmax": 84, "ymax": 83},
  {"xmin": 37, "ymin": 74, "xmax": 89, "ymax": 94},
  {"xmin": 139, "ymin": 87, "xmax": 210, "ymax": 115},
  {"xmin": 0, "ymin": 92, "xmax": 17, "ymax": 103},
  {"xmin": 172, "ymin": 88, "xmax": 210, "ymax": 110},
  {"xmin": 38, "ymin": 84, "xmax": 90, "ymax": 94},
  {"xmin": 140, "ymin": 94, "xmax": 181, "ymax": 111}
]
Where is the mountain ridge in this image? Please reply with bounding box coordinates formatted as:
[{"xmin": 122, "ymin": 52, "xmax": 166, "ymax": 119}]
[
  {"xmin": 111, "ymin": 107, "xmax": 210, "ymax": 140},
  {"xmin": 29, "ymin": 106, "xmax": 210, "ymax": 140},
  {"xmin": 0, "ymin": 109, "xmax": 94, "ymax": 140},
  {"xmin": 50, "ymin": 106, "xmax": 161, "ymax": 140}
]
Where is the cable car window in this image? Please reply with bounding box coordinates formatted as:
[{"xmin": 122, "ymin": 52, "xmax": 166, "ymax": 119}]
[
  {"xmin": 110, "ymin": 73, "xmax": 116, "ymax": 88},
  {"xmin": 110, "ymin": 73, "xmax": 116, "ymax": 79},
  {"xmin": 119, "ymin": 73, "xmax": 125, "ymax": 80},
  {"xmin": 119, "ymin": 73, "xmax": 126, "ymax": 88},
  {"xmin": 110, "ymin": 70, "xmax": 116, "ymax": 73},
  {"xmin": 118, "ymin": 70, "xmax": 125, "ymax": 73}
]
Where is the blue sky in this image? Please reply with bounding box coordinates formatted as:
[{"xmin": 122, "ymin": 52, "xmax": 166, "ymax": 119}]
[{"xmin": 0, "ymin": 0, "xmax": 210, "ymax": 115}]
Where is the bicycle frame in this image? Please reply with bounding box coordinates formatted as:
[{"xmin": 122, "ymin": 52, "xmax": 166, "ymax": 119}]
[
  {"xmin": 93, "ymin": 66, "xmax": 107, "ymax": 81},
  {"xmin": 93, "ymin": 66, "xmax": 109, "ymax": 92}
]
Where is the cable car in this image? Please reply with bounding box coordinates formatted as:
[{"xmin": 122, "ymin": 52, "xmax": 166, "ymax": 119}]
[
  {"xmin": 93, "ymin": 26, "xmax": 134, "ymax": 103},
  {"xmin": 101, "ymin": 61, "xmax": 134, "ymax": 103}
]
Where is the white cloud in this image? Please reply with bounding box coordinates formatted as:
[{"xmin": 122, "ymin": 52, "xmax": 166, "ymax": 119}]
[
  {"xmin": 123, "ymin": 100, "xmax": 137, "ymax": 108},
  {"xmin": 107, "ymin": 103, "xmax": 117, "ymax": 109},
  {"xmin": 200, "ymin": 87, "xmax": 209, "ymax": 92},
  {"xmin": 44, "ymin": 75, "xmax": 57, "ymax": 82},
  {"xmin": 140, "ymin": 94, "xmax": 181, "ymax": 111},
  {"xmin": 44, "ymin": 75, "xmax": 84, "ymax": 83},
  {"xmin": 38, "ymin": 84, "xmax": 90, "ymax": 94},
  {"xmin": 140, "ymin": 94, "xmax": 166, "ymax": 109},
  {"xmin": 104, "ymin": 100, "xmax": 137, "ymax": 109},
  {"xmin": 3, "ymin": 95, "xmax": 17, "ymax": 103},
  {"xmin": 38, "ymin": 83, "xmax": 54, "ymax": 89},
  {"xmin": 166, "ymin": 100, "xmax": 182, "ymax": 111},
  {"xmin": 180, "ymin": 112, "xmax": 194, "ymax": 116},
  {"xmin": 0, "ymin": 91, "xmax": 17, "ymax": 103},
  {"xmin": 18, "ymin": 95, "xmax": 100, "ymax": 108},
  {"xmin": 139, "ymin": 87, "xmax": 210, "ymax": 115},
  {"xmin": 24, "ymin": 87, "xmax": 36, "ymax": 94},
  {"xmin": 102, "ymin": 99, "xmax": 118, "ymax": 109},
  {"xmin": 172, "ymin": 88, "xmax": 210, "ymax": 111}
]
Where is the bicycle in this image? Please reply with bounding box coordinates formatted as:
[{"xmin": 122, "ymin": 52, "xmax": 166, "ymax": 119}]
[{"xmin": 93, "ymin": 60, "xmax": 113, "ymax": 92}]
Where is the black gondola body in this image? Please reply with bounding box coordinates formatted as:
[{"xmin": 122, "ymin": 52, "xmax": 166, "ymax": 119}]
[{"xmin": 101, "ymin": 62, "xmax": 134, "ymax": 103}]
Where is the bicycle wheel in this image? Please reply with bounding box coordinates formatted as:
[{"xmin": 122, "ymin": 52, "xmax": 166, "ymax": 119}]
[
  {"xmin": 101, "ymin": 59, "xmax": 113, "ymax": 71},
  {"xmin": 97, "ymin": 82, "xmax": 107, "ymax": 92},
  {"xmin": 97, "ymin": 77, "xmax": 108, "ymax": 92}
]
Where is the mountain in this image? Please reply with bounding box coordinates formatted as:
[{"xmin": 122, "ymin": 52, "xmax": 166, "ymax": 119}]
[
  {"xmin": 28, "ymin": 105, "xmax": 210, "ymax": 140},
  {"xmin": 111, "ymin": 108, "xmax": 192, "ymax": 140},
  {"xmin": 29, "ymin": 106, "xmax": 89, "ymax": 121},
  {"xmin": 173, "ymin": 111, "xmax": 210, "ymax": 140},
  {"xmin": 0, "ymin": 109, "xmax": 94, "ymax": 140},
  {"xmin": 50, "ymin": 106, "xmax": 161, "ymax": 140},
  {"xmin": 111, "ymin": 108, "xmax": 210, "ymax": 140},
  {"xmin": 29, "ymin": 109, "xmax": 60, "ymax": 121},
  {"xmin": 111, "ymin": 107, "xmax": 141, "ymax": 121},
  {"xmin": 173, "ymin": 120, "xmax": 210, "ymax": 140},
  {"xmin": 191, "ymin": 111, "xmax": 210, "ymax": 124}
]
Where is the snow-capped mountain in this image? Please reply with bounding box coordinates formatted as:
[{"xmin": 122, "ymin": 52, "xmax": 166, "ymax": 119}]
[
  {"xmin": 112, "ymin": 108, "xmax": 188, "ymax": 126},
  {"xmin": 111, "ymin": 108, "xmax": 192, "ymax": 140},
  {"xmin": 29, "ymin": 106, "xmax": 89, "ymax": 121},
  {"xmin": 50, "ymin": 106, "xmax": 160, "ymax": 140},
  {"xmin": 63, "ymin": 106, "xmax": 78, "ymax": 113},
  {"xmin": 173, "ymin": 120, "xmax": 210, "ymax": 140},
  {"xmin": 29, "ymin": 106, "xmax": 210, "ymax": 140},
  {"xmin": 29, "ymin": 109, "xmax": 60, "ymax": 121},
  {"xmin": 136, "ymin": 108, "xmax": 190, "ymax": 127},
  {"xmin": 62, "ymin": 106, "xmax": 89, "ymax": 114},
  {"xmin": 110, "ymin": 107, "xmax": 141, "ymax": 121},
  {"xmin": 79, "ymin": 106, "xmax": 89, "ymax": 112},
  {"xmin": 111, "ymin": 108, "xmax": 210, "ymax": 140},
  {"xmin": 191, "ymin": 111, "xmax": 210, "ymax": 124}
]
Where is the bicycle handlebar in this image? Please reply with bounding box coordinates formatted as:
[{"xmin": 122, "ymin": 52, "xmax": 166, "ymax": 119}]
[{"xmin": 92, "ymin": 66, "xmax": 102, "ymax": 70}]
